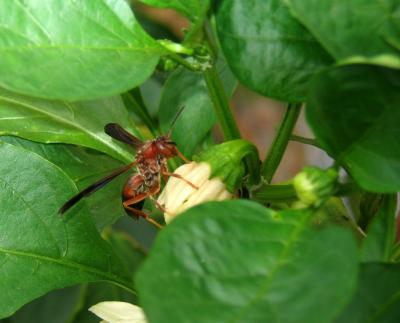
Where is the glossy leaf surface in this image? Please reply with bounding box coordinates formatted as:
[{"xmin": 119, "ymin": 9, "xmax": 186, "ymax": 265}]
[
  {"xmin": 8, "ymin": 231, "xmax": 146, "ymax": 323},
  {"xmin": 307, "ymin": 65, "xmax": 400, "ymax": 192},
  {"xmin": 0, "ymin": 136, "xmax": 128, "ymax": 230},
  {"xmin": 216, "ymin": 0, "xmax": 332, "ymax": 102},
  {"xmin": 0, "ymin": 89, "xmax": 138, "ymax": 162},
  {"xmin": 0, "ymin": 142, "xmax": 133, "ymax": 318},
  {"xmin": 136, "ymin": 200, "xmax": 358, "ymax": 323},
  {"xmin": 0, "ymin": 0, "xmax": 164, "ymax": 100},
  {"xmin": 286, "ymin": 0, "xmax": 400, "ymax": 68}
]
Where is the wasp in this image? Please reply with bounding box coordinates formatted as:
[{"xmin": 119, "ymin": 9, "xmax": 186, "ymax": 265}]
[{"xmin": 59, "ymin": 112, "xmax": 196, "ymax": 228}]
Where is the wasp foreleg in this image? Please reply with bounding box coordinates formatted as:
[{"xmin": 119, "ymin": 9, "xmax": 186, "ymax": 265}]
[
  {"xmin": 123, "ymin": 194, "xmax": 163, "ymax": 229},
  {"xmin": 162, "ymin": 170, "xmax": 199, "ymax": 189}
]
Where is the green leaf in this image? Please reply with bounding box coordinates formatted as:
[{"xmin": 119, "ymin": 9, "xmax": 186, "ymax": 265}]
[
  {"xmin": 138, "ymin": 0, "xmax": 210, "ymax": 22},
  {"xmin": 0, "ymin": 142, "xmax": 133, "ymax": 318},
  {"xmin": 306, "ymin": 64, "xmax": 400, "ymax": 192},
  {"xmin": 0, "ymin": 88, "xmax": 138, "ymax": 162},
  {"xmin": 7, "ymin": 231, "xmax": 147, "ymax": 323},
  {"xmin": 285, "ymin": 0, "xmax": 400, "ymax": 68},
  {"xmin": 216, "ymin": 0, "xmax": 333, "ymax": 102},
  {"xmin": 0, "ymin": 136, "xmax": 127, "ymax": 230},
  {"xmin": 159, "ymin": 57, "xmax": 236, "ymax": 156},
  {"xmin": 362, "ymin": 195, "xmax": 398, "ymax": 262},
  {"xmin": 335, "ymin": 263, "xmax": 400, "ymax": 323},
  {"xmin": 136, "ymin": 200, "xmax": 358, "ymax": 323},
  {"xmin": 0, "ymin": 0, "xmax": 164, "ymax": 100}
]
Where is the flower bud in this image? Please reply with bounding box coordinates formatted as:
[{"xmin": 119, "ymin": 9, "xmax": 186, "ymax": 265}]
[
  {"xmin": 157, "ymin": 162, "xmax": 233, "ymax": 223},
  {"xmin": 158, "ymin": 140, "xmax": 260, "ymax": 223},
  {"xmin": 157, "ymin": 56, "xmax": 178, "ymax": 71},
  {"xmin": 194, "ymin": 139, "xmax": 260, "ymax": 191},
  {"xmin": 292, "ymin": 166, "xmax": 338, "ymax": 207},
  {"xmin": 89, "ymin": 301, "xmax": 147, "ymax": 323}
]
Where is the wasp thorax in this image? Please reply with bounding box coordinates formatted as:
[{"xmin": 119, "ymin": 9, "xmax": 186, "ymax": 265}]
[{"xmin": 155, "ymin": 137, "xmax": 177, "ymax": 158}]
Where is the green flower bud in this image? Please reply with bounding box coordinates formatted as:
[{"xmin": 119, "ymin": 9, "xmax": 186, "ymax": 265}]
[
  {"xmin": 194, "ymin": 139, "xmax": 260, "ymax": 192},
  {"xmin": 292, "ymin": 166, "xmax": 338, "ymax": 207},
  {"xmin": 157, "ymin": 56, "xmax": 178, "ymax": 71}
]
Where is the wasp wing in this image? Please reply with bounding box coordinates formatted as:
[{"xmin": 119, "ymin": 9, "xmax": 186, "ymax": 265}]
[
  {"xmin": 59, "ymin": 161, "xmax": 137, "ymax": 214},
  {"xmin": 105, "ymin": 123, "xmax": 144, "ymax": 149}
]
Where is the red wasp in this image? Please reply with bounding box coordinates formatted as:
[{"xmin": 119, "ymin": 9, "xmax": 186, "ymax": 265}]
[{"xmin": 59, "ymin": 111, "xmax": 196, "ymax": 228}]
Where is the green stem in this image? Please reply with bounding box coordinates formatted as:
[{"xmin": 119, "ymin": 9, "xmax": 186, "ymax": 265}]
[
  {"xmin": 261, "ymin": 103, "xmax": 302, "ymax": 182},
  {"xmin": 391, "ymin": 242, "xmax": 400, "ymax": 262},
  {"xmin": 122, "ymin": 89, "xmax": 158, "ymax": 137},
  {"xmin": 203, "ymin": 17, "xmax": 218, "ymax": 57},
  {"xmin": 290, "ymin": 134, "xmax": 321, "ymax": 148},
  {"xmin": 251, "ymin": 182, "xmax": 360, "ymax": 204},
  {"xmin": 66, "ymin": 284, "xmax": 89, "ymax": 323},
  {"xmin": 251, "ymin": 184, "xmax": 297, "ymax": 203},
  {"xmin": 203, "ymin": 65, "xmax": 241, "ymax": 140},
  {"xmin": 168, "ymin": 53, "xmax": 198, "ymax": 72}
]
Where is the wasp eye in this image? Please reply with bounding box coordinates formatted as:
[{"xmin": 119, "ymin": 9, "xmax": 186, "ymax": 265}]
[{"xmin": 167, "ymin": 141, "xmax": 177, "ymax": 146}]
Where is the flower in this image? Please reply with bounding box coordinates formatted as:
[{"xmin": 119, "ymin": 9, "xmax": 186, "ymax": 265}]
[
  {"xmin": 89, "ymin": 301, "xmax": 147, "ymax": 323},
  {"xmin": 157, "ymin": 161, "xmax": 233, "ymax": 223},
  {"xmin": 157, "ymin": 140, "xmax": 260, "ymax": 223}
]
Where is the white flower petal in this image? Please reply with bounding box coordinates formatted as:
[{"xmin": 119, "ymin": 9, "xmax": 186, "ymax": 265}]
[
  {"xmin": 161, "ymin": 162, "xmax": 211, "ymax": 212},
  {"xmin": 216, "ymin": 190, "xmax": 233, "ymax": 201},
  {"xmin": 159, "ymin": 162, "xmax": 233, "ymax": 223},
  {"xmin": 89, "ymin": 301, "xmax": 147, "ymax": 323},
  {"xmin": 157, "ymin": 162, "xmax": 195, "ymax": 205},
  {"xmin": 177, "ymin": 178, "xmax": 227, "ymax": 213}
]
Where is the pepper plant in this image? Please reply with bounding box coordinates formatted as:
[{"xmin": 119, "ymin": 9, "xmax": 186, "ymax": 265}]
[{"xmin": 0, "ymin": 1, "xmax": 399, "ymax": 322}]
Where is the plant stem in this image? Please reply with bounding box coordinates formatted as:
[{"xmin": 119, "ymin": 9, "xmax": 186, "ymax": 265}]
[
  {"xmin": 122, "ymin": 89, "xmax": 158, "ymax": 137},
  {"xmin": 290, "ymin": 134, "xmax": 321, "ymax": 148},
  {"xmin": 203, "ymin": 65, "xmax": 241, "ymax": 140},
  {"xmin": 168, "ymin": 53, "xmax": 198, "ymax": 72},
  {"xmin": 251, "ymin": 184, "xmax": 297, "ymax": 203},
  {"xmin": 251, "ymin": 182, "xmax": 360, "ymax": 204},
  {"xmin": 261, "ymin": 103, "xmax": 302, "ymax": 183}
]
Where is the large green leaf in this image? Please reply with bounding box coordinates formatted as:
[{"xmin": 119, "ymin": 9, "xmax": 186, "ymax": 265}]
[
  {"xmin": 138, "ymin": 0, "xmax": 210, "ymax": 22},
  {"xmin": 335, "ymin": 263, "xmax": 400, "ymax": 323},
  {"xmin": 307, "ymin": 64, "xmax": 400, "ymax": 192},
  {"xmin": 6, "ymin": 231, "xmax": 147, "ymax": 323},
  {"xmin": 285, "ymin": 0, "xmax": 400, "ymax": 68},
  {"xmin": 159, "ymin": 57, "xmax": 236, "ymax": 156},
  {"xmin": 0, "ymin": 88, "xmax": 138, "ymax": 162},
  {"xmin": 216, "ymin": 0, "xmax": 332, "ymax": 102},
  {"xmin": 0, "ymin": 136, "xmax": 127, "ymax": 230},
  {"xmin": 0, "ymin": 142, "xmax": 133, "ymax": 318},
  {"xmin": 362, "ymin": 195, "xmax": 398, "ymax": 262},
  {"xmin": 0, "ymin": 0, "xmax": 164, "ymax": 100},
  {"xmin": 136, "ymin": 200, "xmax": 358, "ymax": 323}
]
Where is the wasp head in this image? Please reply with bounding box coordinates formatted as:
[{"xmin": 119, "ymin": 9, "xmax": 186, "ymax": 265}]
[{"xmin": 155, "ymin": 136, "xmax": 178, "ymax": 158}]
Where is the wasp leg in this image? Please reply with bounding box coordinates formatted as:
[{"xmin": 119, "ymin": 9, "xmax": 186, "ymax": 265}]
[
  {"xmin": 123, "ymin": 196, "xmax": 163, "ymax": 229},
  {"xmin": 162, "ymin": 170, "xmax": 199, "ymax": 189},
  {"xmin": 175, "ymin": 148, "xmax": 191, "ymax": 163},
  {"xmin": 149, "ymin": 195, "xmax": 167, "ymax": 213}
]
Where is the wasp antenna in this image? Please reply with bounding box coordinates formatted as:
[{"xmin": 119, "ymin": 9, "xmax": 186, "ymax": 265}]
[{"xmin": 167, "ymin": 105, "xmax": 185, "ymax": 137}]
